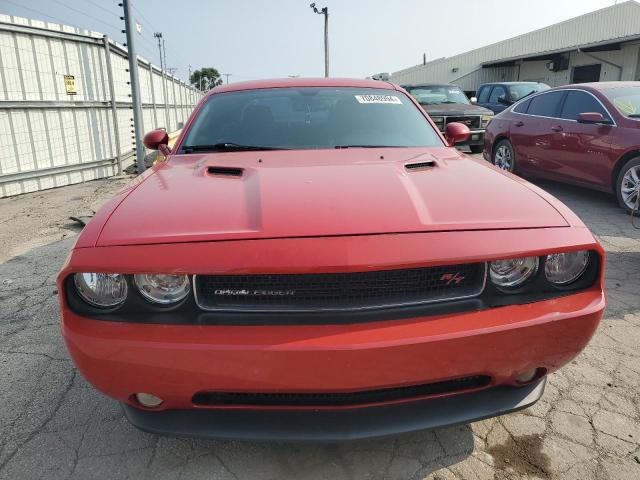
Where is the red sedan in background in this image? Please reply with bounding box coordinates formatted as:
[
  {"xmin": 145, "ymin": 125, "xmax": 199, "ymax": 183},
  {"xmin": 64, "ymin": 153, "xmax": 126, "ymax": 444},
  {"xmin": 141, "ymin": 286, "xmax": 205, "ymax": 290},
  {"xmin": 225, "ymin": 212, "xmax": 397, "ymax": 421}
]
[
  {"xmin": 484, "ymin": 81, "xmax": 640, "ymax": 213},
  {"xmin": 58, "ymin": 78, "xmax": 605, "ymax": 441}
]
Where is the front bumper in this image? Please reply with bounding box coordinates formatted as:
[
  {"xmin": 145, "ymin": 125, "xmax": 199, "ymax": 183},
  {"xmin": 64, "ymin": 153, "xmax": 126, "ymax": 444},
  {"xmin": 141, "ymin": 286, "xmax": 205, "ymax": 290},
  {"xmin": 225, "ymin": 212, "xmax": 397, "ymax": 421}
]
[
  {"xmin": 60, "ymin": 228, "xmax": 605, "ymax": 440},
  {"xmin": 62, "ymin": 289, "xmax": 603, "ymax": 435},
  {"xmin": 122, "ymin": 378, "xmax": 546, "ymax": 441}
]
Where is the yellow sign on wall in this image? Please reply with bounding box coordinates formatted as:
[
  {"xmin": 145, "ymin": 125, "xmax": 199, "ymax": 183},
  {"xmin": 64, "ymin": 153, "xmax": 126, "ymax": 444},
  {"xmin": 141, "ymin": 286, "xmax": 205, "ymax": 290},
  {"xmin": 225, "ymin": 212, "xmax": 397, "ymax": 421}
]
[{"xmin": 64, "ymin": 75, "xmax": 77, "ymax": 95}]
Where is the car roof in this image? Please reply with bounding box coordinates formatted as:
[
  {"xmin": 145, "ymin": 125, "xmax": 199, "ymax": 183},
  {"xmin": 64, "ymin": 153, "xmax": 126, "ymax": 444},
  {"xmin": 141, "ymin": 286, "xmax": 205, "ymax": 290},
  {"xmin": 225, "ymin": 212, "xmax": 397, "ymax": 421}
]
[
  {"xmin": 556, "ymin": 81, "xmax": 640, "ymax": 91},
  {"xmin": 481, "ymin": 82, "xmax": 545, "ymax": 86},
  {"xmin": 402, "ymin": 84, "xmax": 456, "ymax": 88},
  {"xmin": 206, "ymin": 77, "xmax": 396, "ymax": 96}
]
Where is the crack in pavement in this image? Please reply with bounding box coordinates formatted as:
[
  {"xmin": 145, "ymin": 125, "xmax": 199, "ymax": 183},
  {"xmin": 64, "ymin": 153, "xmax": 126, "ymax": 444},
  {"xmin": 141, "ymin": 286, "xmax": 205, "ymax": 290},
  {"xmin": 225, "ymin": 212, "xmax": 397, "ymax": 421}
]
[{"xmin": 1, "ymin": 172, "xmax": 640, "ymax": 479}]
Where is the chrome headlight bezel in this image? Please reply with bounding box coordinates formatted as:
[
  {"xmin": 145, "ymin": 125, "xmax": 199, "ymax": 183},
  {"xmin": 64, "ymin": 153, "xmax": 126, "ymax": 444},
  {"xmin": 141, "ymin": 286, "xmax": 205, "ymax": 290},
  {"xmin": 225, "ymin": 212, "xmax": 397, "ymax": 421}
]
[
  {"xmin": 544, "ymin": 250, "xmax": 591, "ymax": 286},
  {"xmin": 133, "ymin": 273, "xmax": 191, "ymax": 305},
  {"xmin": 73, "ymin": 272, "xmax": 128, "ymax": 309},
  {"xmin": 489, "ymin": 256, "xmax": 539, "ymax": 289}
]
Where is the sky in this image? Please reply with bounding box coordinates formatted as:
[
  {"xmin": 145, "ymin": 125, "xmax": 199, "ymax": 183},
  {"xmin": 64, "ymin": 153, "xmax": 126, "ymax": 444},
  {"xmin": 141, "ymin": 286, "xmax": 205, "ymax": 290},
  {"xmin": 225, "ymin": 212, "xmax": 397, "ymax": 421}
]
[{"xmin": 0, "ymin": 0, "xmax": 630, "ymax": 84}]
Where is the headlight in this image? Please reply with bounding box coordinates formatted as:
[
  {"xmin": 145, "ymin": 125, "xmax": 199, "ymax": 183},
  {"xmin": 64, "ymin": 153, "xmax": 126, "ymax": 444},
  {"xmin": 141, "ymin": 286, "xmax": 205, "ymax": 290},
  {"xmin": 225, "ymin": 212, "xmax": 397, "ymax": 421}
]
[
  {"xmin": 489, "ymin": 257, "xmax": 539, "ymax": 288},
  {"xmin": 545, "ymin": 251, "xmax": 590, "ymax": 285},
  {"xmin": 134, "ymin": 274, "xmax": 190, "ymax": 304},
  {"xmin": 481, "ymin": 115, "xmax": 494, "ymax": 127},
  {"xmin": 74, "ymin": 273, "xmax": 128, "ymax": 308}
]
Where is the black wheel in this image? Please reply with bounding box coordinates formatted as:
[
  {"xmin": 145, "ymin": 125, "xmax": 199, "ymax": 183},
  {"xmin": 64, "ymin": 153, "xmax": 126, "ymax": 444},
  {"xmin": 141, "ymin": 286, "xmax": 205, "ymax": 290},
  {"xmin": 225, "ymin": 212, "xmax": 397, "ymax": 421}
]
[
  {"xmin": 492, "ymin": 139, "xmax": 515, "ymax": 173},
  {"xmin": 469, "ymin": 145, "xmax": 483, "ymax": 154},
  {"xmin": 615, "ymin": 157, "xmax": 640, "ymax": 214}
]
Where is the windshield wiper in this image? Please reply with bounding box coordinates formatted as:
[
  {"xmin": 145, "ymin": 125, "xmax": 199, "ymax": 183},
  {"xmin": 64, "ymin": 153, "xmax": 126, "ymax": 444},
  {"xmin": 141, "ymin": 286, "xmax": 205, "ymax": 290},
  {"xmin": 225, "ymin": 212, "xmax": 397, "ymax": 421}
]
[
  {"xmin": 628, "ymin": 114, "xmax": 640, "ymax": 118},
  {"xmin": 181, "ymin": 143, "xmax": 289, "ymax": 153}
]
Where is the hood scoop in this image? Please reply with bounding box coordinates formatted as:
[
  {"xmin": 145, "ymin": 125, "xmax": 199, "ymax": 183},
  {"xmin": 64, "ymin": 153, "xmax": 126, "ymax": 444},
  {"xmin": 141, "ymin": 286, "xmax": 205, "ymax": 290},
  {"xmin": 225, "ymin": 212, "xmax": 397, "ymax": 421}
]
[
  {"xmin": 207, "ymin": 166, "xmax": 244, "ymax": 177},
  {"xmin": 405, "ymin": 160, "xmax": 435, "ymax": 171}
]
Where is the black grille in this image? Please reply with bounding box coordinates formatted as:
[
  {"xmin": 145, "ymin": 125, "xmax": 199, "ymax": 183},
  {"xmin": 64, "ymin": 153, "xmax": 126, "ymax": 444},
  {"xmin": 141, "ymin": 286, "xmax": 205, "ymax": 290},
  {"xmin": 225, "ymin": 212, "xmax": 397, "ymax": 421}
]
[
  {"xmin": 445, "ymin": 116, "xmax": 480, "ymax": 129},
  {"xmin": 192, "ymin": 376, "xmax": 492, "ymax": 407},
  {"xmin": 194, "ymin": 263, "xmax": 486, "ymax": 312}
]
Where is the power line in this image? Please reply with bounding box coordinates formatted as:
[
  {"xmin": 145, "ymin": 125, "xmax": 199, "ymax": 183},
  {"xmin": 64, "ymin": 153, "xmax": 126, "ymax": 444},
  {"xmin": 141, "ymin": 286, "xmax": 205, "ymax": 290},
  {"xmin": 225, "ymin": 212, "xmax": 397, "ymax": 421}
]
[
  {"xmin": 85, "ymin": 0, "xmax": 122, "ymax": 20},
  {"xmin": 2, "ymin": 0, "xmax": 69, "ymax": 25},
  {"xmin": 5, "ymin": 0, "xmax": 188, "ymax": 81},
  {"xmin": 131, "ymin": 4, "xmax": 157, "ymax": 34},
  {"xmin": 129, "ymin": 5, "xmax": 185, "ymax": 70},
  {"xmin": 51, "ymin": 0, "xmax": 121, "ymax": 32},
  {"xmin": 129, "ymin": 5, "xmax": 172, "ymax": 54}
]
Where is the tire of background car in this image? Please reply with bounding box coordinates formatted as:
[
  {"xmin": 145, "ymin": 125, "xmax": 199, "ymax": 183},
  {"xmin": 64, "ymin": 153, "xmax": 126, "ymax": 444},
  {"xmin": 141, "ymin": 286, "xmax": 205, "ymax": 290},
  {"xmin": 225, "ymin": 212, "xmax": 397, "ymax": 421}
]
[
  {"xmin": 615, "ymin": 157, "xmax": 640, "ymax": 215},
  {"xmin": 469, "ymin": 145, "xmax": 483, "ymax": 154},
  {"xmin": 492, "ymin": 139, "xmax": 516, "ymax": 173}
]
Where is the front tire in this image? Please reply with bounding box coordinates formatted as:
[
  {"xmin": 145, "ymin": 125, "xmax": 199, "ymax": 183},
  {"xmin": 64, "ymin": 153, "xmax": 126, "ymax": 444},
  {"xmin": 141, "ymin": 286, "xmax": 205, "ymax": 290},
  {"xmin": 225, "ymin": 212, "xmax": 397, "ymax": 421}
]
[
  {"xmin": 470, "ymin": 145, "xmax": 483, "ymax": 154},
  {"xmin": 492, "ymin": 139, "xmax": 515, "ymax": 172},
  {"xmin": 615, "ymin": 157, "xmax": 640, "ymax": 214}
]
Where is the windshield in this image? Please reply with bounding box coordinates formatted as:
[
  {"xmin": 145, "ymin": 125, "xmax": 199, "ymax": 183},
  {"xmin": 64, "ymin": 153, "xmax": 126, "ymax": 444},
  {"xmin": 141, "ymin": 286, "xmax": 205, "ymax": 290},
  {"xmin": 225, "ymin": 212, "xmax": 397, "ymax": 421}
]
[
  {"xmin": 180, "ymin": 87, "xmax": 443, "ymax": 152},
  {"xmin": 406, "ymin": 86, "xmax": 470, "ymax": 105},
  {"xmin": 508, "ymin": 84, "xmax": 550, "ymax": 101},
  {"xmin": 601, "ymin": 87, "xmax": 640, "ymax": 118}
]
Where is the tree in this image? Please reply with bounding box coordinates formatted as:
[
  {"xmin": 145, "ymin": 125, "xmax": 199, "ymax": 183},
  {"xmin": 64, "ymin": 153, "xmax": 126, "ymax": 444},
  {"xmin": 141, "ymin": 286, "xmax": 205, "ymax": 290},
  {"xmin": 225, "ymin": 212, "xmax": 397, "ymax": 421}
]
[{"xmin": 190, "ymin": 68, "xmax": 223, "ymax": 91}]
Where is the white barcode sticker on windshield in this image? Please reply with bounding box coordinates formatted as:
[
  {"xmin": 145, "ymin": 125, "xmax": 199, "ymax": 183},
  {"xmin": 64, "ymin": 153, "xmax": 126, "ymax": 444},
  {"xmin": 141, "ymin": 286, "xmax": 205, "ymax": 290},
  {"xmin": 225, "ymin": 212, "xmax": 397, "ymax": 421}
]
[{"xmin": 354, "ymin": 94, "xmax": 402, "ymax": 104}]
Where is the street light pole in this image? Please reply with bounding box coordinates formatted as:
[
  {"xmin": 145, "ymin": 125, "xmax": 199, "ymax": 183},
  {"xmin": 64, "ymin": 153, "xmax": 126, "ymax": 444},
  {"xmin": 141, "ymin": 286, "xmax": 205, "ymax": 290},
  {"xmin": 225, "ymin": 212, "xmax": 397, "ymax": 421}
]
[
  {"xmin": 154, "ymin": 32, "xmax": 170, "ymax": 130},
  {"xmin": 153, "ymin": 32, "xmax": 163, "ymax": 70},
  {"xmin": 310, "ymin": 3, "xmax": 329, "ymax": 77},
  {"xmin": 121, "ymin": 0, "xmax": 145, "ymax": 173}
]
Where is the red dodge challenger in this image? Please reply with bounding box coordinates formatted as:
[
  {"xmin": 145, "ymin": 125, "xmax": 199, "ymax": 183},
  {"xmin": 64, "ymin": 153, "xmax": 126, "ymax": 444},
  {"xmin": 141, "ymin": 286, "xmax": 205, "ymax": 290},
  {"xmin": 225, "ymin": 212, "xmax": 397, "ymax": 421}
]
[{"xmin": 58, "ymin": 78, "xmax": 605, "ymax": 441}]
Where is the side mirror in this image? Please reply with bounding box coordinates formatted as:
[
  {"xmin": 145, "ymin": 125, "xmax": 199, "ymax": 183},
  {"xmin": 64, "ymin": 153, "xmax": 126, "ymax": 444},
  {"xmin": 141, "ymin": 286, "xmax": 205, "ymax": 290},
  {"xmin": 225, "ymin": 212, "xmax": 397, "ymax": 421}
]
[
  {"xmin": 470, "ymin": 96, "xmax": 478, "ymax": 104},
  {"xmin": 445, "ymin": 122, "xmax": 471, "ymax": 146},
  {"xmin": 577, "ymin": 112, "xmax": 611, "ymax": 125},
  {"xmin": 143, "ymin": 129, "xmax": 170, "ymax": 150}
]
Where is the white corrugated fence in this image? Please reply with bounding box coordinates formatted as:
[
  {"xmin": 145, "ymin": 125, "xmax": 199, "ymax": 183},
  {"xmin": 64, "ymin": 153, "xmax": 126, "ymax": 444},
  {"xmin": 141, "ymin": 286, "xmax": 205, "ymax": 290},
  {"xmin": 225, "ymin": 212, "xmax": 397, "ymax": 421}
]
[{"xmin": 0, "ymin": 14, "xmax": 203, "ymax": 198}]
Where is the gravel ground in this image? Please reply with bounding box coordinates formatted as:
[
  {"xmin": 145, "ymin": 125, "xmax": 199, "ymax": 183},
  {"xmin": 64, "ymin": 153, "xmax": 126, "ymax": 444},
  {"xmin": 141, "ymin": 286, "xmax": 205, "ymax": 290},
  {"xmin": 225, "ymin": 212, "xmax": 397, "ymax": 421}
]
[{"xmin": 0, "ymin": 165, "xmax": 639, "ymax": 480}]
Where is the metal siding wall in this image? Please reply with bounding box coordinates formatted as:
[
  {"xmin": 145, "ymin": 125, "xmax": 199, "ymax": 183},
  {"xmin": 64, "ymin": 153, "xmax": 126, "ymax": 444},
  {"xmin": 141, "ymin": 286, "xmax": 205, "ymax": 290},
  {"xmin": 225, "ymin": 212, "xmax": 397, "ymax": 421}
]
[
  {"xmin": 517, "ymin": 49, "xmax": 637, "ymax": 87},
  {"xmin": 391, "ymin": 1, "xmax": 640, "ymax": 90},
  {"xmin": 0, "ymin": 15, "xmax": 203, "ymax": 197}
]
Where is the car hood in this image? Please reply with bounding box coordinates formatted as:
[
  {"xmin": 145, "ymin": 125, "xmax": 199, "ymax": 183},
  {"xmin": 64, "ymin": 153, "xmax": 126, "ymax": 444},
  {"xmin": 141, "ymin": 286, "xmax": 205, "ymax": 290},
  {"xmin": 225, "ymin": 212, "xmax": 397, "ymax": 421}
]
[
  {"xmin": 96, "ymin": 148, "xmax": 568, "ymax": 246},
  {"xmin": 420, "ymin": 103, "xmax": 493, "ymax": 116}
]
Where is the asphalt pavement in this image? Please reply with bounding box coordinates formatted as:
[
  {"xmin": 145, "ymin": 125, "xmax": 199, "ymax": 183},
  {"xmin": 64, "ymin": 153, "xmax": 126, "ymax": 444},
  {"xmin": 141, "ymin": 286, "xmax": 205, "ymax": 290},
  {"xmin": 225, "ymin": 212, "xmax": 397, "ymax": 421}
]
[{"xmin": 0, "ymin": 162, "xmax": 639, "ymax": 479}]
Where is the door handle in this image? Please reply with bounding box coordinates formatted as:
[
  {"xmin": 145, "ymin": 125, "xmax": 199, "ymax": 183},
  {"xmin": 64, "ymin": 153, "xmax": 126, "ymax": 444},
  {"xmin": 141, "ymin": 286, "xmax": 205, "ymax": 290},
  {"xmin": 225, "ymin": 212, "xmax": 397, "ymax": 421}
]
[
  {"xmin": 551, "ymin": 125, "xmax": 563, "ymax": 132},
  {"xmin": 514, "ymin": 121, "xmax": 524, "ymax": 127}
]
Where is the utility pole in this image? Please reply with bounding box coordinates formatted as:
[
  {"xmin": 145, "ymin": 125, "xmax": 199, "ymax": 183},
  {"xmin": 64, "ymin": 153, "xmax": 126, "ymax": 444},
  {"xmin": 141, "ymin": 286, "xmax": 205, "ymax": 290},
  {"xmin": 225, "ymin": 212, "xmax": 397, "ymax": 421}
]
[
  {"xmin": 310, "ymin": 3, "xmax": 329, "ymax": 77},
  {"xmin": 222, "ymin": 73, "xmax": 232, "ymax": 84},
  {"xmin": 121, "ymin": 0, "xmax": 145, "ymax": 173}
]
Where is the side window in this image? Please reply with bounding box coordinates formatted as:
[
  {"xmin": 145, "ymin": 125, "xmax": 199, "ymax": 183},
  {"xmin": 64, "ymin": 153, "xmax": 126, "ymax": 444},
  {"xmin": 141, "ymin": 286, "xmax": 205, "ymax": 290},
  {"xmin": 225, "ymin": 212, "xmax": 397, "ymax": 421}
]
[
  {"xmin": 477, "ymin": 86, "xmax": 491, "ymax": 104},
  {"xmin": 527, "ymin": 91, "xmax": 565, "ymax": 117},
  {"xmin": 560, "ymin": 90, "xmax": 610, "ymax": 121},
  {"xmin": 513, "ymin": 98, "xmax": 531, "ymax": 114},
  {"xmin": 488, "ymin": 86, "xmax": 507, "ymax": 103}
]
